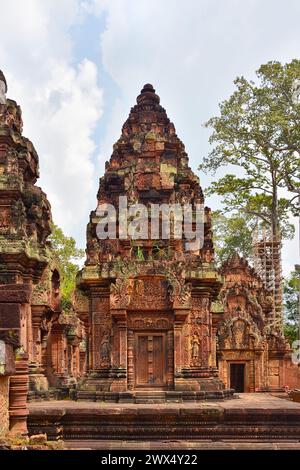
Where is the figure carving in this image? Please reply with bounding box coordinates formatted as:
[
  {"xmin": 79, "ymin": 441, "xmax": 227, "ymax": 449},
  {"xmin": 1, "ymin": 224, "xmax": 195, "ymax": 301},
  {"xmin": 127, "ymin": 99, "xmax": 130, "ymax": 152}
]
[
  {"xmin": 100, "ymin": 334, "xmax": 110, "ymax": 362},
  {"xmin": 192, "ymin": 335, "xmax": 200, "ymax": 359}
]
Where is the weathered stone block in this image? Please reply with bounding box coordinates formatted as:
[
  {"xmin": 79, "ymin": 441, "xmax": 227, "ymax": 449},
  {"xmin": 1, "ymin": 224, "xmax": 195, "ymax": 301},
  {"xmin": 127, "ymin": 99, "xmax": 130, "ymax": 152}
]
[{"xmin": 0, "ymin": 304, "xmax": 21, "ymax": 329}]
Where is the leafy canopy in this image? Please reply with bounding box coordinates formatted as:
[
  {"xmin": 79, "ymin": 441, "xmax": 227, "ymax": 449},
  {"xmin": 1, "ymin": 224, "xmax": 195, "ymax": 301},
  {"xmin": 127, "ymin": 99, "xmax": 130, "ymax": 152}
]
[
  {"xmin": 48, "ymin": 223, "xmax": 84, "ymax": 306},
  {"xmin": 200, "ymin": 60, "xmax": 300, "ymax": 238},
  {"xmin": 283, "ymin": 270, "xmax": 299, "ymax": 344},
  {"xmin": 212, "ymin": 211, "xmax": 253, "ymax": 265}
]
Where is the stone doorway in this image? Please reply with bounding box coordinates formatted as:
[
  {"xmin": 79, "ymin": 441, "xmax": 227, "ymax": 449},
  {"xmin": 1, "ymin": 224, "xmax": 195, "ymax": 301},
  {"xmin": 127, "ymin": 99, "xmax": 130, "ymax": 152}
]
[
  {"xmin": 134, "ymin": 333, "xmax": 167, "ymax": 389},
  {"xmin": 230, "ymin": 363, "xmax": 245, "ymax": 392}
]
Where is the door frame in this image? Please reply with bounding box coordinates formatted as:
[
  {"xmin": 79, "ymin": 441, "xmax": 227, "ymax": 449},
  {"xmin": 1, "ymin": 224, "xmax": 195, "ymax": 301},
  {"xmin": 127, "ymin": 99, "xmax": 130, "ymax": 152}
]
[
  {"xmin": 133, "ymin": 332, "xmax": 168, "ymax": 389},
  {"xmin": 229, "ymin": 361, "xmax": 246, "ymax": 392}
]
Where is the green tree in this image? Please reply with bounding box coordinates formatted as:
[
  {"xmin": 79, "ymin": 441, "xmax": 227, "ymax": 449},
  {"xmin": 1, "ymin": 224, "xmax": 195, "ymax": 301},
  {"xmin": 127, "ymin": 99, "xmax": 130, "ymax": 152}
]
[
  {"xmin": 200, "ymin": 60, "xmax": 300, "ymax": 238},
  {"xmin": 212, "ymin": 211, "xmax": 253, "ymax": 265},
  {"xmin": 283, "ymin": 270, "xmax": 299, "ymax": 344},
  {"xmin": 48, "ymin": 224, "xmax": 85, "ymax": 308}
]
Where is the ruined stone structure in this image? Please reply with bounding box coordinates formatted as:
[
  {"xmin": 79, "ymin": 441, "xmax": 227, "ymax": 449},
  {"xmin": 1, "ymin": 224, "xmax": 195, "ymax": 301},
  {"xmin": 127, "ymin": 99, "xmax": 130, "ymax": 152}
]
[
  {"xmin": 29, "ymin": 265, "xmax": 86, "ymax": 399},
  {"xmin": 215, "ymin": 253, "xmax": 297, "ymax": 392},
  {"xmin": 0, "ymin": 70, "xmax": 51, "ymax": 433},
  {"xmin": 0, "ymin": 70, "xmax": 85, "ymax": 434},
  {"xmin": 77, "ymin": 84, "xmax": 232, "ymax": 401}
]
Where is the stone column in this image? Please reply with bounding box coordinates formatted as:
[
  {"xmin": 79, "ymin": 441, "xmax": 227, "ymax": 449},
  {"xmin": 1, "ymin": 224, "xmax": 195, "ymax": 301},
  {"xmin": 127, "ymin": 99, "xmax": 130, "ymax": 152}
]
[
  {"xmin": 90, "ymin": 286, "xmax": 111, "ymax": 373},
  {"xmin": 9, "ymin": 353, "xmax": 29, "ymax": 435},
  {"xmin": 78, "ymin": 313, "xmax": 89, "ymax": 374},
  {"xmin": 110, "ymin": 310, "xmax": 127, "ymax": 392},
  {"xmin": 167, "ymin": 330, "xmax": 174, "ymax": 389},
  {"xmin": 173, "ymin": 309, "xmax": 188, "ymax": 388},
  {"xmin": 79, "ymin": 348, "xmax": 86, "ymax": 376},
  {"xmin": 28, "ymin": 307, "xmax": 49, "ymax": 395},
  {"xmin": 111, "ymin": 312, "xmax": 127, "ymax": 369},
  {"xmin": 127, "ymin": 329, "xmax": 134, "ymax": 390},
  {"xmin": 31, "ymin": 309, "xmax": 42, "ymax": 367},
  {"xmin": 174, "ymin": 321, "xmax": 182, "ymax": 376},
  {"xmin": 210, "ymin": 326, "xmax": 217, "ymax": 368},
  {"xmin": 49, "ymin": 322, "xmax": 68, "ymax": 387}
]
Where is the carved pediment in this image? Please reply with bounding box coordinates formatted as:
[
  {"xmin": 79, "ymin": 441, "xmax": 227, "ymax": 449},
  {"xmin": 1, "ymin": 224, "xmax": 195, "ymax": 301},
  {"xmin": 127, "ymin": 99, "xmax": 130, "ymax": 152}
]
[{"xmin": 218, "ymin": 316, "xmax": 263, "ymax": 350}]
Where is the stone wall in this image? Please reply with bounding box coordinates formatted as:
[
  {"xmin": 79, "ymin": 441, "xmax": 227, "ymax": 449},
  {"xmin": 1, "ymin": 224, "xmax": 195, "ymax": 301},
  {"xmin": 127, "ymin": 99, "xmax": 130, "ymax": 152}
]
[
  {"xmin": 0, "ymin": 375, "xmax": 9, "ymax": 435},
  {"xmin": 282, "ymin": 359, "xmax": 300, "ymax": 389}
]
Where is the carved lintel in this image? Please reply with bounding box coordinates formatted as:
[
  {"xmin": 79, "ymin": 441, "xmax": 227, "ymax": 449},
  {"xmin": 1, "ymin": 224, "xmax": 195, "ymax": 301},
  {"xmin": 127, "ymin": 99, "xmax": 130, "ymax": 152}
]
[
  {"xmin": 174, "ymin": 308, "xmax": 189, "ymax": 325},
  {"xmin": 31, "ymin": 305, "xmax": 46, "ymax": 325},
  {"xmin": 111, "ymin": 309, "xmax": 127, "ymax": 322}
]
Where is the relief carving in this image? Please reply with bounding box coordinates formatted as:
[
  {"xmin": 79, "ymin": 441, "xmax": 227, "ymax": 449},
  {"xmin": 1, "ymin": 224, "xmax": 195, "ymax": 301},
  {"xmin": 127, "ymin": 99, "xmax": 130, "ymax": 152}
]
[
  {"xmin": 100, "ymin": 334, "xmax": 111, "ymax": 367},
  {"xmin": 128, "ymin": 313, "xmax": 172, "ymax": 330},
  {"xmin": 218, "ymin": 317, "xmax": 262, "ymax": 350},
  {"xmin": 128, "ymin": 278, "xmax": 171, "ymax": 310},
  {"xmin": 110, "ymin": 278, "xmax": 133, "ymax": 309}
]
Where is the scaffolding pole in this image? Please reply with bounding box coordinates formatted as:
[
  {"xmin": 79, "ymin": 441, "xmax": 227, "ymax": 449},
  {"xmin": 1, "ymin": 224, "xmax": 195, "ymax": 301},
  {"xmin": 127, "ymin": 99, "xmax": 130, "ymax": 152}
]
[{"xmin": 252, "ymin": 227, "xmax": 283, "ymax": 331}]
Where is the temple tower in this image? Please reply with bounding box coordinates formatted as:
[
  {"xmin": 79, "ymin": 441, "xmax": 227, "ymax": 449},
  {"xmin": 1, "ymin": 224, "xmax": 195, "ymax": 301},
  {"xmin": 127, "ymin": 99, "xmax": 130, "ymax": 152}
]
[
  {"xmin": 0, "ymin": 70, "xmax": 52, "ymax": 432},
  {"xmin": 78, "ymin": 84, "xmax": 232, "ymax": 401}
]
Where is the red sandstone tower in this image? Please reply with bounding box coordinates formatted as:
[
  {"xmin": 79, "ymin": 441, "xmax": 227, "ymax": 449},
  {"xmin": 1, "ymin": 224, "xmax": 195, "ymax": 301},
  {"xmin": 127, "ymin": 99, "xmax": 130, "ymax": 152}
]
[
  {"xmin": 78, "ymin": 84, "xmax": 232, "ymax": 401},
  {"xmin": 0, "ymin": 70, "xmax": 52, "ymax": 433}
]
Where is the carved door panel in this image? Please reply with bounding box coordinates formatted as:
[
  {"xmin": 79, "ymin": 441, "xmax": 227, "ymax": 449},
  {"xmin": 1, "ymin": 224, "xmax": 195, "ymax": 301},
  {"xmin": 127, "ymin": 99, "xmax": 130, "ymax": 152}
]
[
  {"xmin": 134, "ymin": 333, "xmax": 167, "ymax": 388},
  {"xmin": 230, "ymin": 363, "xmax": 245, "ymax": 392}
]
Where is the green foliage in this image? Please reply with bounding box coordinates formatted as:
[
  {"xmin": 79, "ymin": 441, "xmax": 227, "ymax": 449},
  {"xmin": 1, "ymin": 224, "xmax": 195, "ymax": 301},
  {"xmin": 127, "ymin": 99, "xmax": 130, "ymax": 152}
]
[
  {"xmin": 200, "ymin": 60, "xmax": 300, "ymax": 237},
  {"xmin": 284, "ymin": 323, "xmax": 298, "ymax": 345},
  {"xmin": 283, "ymin": 270, "xmax": 299, "ymax": 344},
  {"xmin": 152, "ymin": 241, "xmax": 169, "ymax": 260},
  {"xmin": 206, "ymin": 175, "xmax": 295, "ymax": 239},
  {"xmin": 212, "ymin": 211, "xmax": 253, "ymax": 265},
  {"xmin": 48, "ymin": 224, "xmax": 84, "ymax": 304},
  {"xmin": 136, "ymin": 246, "xmax": 145, "ymax": 261}
]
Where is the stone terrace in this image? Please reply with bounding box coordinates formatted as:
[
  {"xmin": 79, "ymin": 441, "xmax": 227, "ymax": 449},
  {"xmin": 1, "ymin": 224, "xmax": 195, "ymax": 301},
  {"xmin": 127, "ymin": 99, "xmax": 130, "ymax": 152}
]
[{"xmin": 28, "ymin": 393, "xmax": 300, "ymax": 445}]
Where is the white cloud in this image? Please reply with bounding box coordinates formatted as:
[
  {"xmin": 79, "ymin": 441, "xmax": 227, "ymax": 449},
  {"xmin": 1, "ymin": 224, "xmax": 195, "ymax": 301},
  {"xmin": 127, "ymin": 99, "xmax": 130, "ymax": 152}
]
[
  {"xmin": 0, "ymin": 0, "xmax": 103, "ymax": 244},
  {"xmin": 91, "ymin": 0, "xmax": 300, "ymax": 274}
]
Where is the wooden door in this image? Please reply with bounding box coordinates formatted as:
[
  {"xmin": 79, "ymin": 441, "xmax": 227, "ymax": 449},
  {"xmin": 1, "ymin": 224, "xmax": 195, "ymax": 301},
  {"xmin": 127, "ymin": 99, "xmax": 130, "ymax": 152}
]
[
  {"xmin": 230, "ymin": 363, "xmax": 245, "ymax": 392},
  {"xmin": 135, "ymin": 333, "xmax": 167, "ymax": 388}
]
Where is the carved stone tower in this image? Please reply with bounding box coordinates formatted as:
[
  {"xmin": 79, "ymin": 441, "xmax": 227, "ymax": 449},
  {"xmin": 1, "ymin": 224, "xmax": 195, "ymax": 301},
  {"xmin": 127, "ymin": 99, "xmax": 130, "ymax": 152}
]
[
  {"xmin": 0, "ymin": 70, "xmax": 52, "ymax": 432},
  {"xmin": 78, "ymin": 84, "xmax": 232, "ymax": 401}
]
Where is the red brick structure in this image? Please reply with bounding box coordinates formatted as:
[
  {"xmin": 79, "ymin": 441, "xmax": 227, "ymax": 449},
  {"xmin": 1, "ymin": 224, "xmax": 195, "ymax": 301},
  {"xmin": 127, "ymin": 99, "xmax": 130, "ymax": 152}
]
[{"xmin": 77, "ymin": 84, "xmax": 232, "ymax": 401}]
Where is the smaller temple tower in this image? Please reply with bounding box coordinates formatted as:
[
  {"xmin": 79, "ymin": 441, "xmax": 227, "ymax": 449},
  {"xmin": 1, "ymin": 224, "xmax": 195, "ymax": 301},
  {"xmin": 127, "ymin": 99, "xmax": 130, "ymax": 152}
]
[{"xmin": 216, "ymin": 253, "xmax": 292, "ymax": 392}]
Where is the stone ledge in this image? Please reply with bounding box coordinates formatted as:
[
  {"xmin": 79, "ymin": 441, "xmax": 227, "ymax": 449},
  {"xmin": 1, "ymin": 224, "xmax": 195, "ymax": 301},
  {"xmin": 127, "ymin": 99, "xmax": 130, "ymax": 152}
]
[{"xmin": 28, "ymin": 395, "xmax": 300, "ymax": 441}]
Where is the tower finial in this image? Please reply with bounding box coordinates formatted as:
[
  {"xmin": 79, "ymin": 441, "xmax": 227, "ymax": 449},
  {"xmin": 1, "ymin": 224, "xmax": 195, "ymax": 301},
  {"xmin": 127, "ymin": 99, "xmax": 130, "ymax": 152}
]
[{"xmin": 136, "ymin": 83, "xmax": 160, "ymax": 105}]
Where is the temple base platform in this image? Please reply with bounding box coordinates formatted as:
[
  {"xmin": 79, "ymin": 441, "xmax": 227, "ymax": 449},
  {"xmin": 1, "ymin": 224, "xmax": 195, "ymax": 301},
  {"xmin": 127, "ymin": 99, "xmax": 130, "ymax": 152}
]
[{"xmin": 28, "ymin": 393, "xmax": 300, "ymax": 442}]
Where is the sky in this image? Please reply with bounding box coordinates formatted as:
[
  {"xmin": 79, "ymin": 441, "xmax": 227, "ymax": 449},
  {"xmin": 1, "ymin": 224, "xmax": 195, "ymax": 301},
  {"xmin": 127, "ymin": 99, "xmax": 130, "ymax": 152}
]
[{"xmin": 0, "ymin": 0, "xmax": 299, "ymax": 275}]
